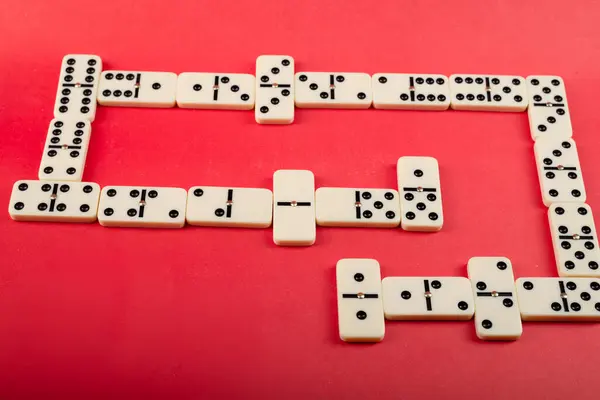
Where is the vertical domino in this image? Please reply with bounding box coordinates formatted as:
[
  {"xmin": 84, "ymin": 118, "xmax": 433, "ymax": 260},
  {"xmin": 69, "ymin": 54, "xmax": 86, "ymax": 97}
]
[
  {"xmin": 255, "ymin": 55, "xmax": 295, "ymax": 124},
  {"xmin": 467, "ymin": 257, "xmax": 522, "ymax": 340},
  {"xmin": 53, "ymin": 54, "xmax": 102, "ymax": 121},
  {"xmin": 548, "ymin": 203, "xmax": 600, "ymax": 277},
  {"xmin": 534, "ymin": 138, "xmax": 586, "ymax": 206},
  {"xmin": 272, "ymin": 170, "xmax": 315, "ymax": 246},
  {"xmin": 526, "ymin": 76, "xmax": 572, "ymax": 140},
  {"xmin": 38, "ymin": 118, "xmax": 92, "ymax": 182},
  {"xmin": 397, "ymin": 156, "xmax": 443, "ymax": 231},
  {"xmin": 336, "ymin": 259, "xmax": 385, "ymax": 342}
]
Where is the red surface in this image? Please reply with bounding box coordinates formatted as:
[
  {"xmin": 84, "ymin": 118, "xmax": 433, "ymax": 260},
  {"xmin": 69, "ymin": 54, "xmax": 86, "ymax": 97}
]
[{"xmin": 1, "ymin": 1, "xmax": 600, "ymax": 398}]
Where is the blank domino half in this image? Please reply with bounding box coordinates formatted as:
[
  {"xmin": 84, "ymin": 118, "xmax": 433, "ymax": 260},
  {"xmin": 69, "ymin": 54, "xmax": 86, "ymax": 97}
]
[
  {"xmin": 336, "ymin": 258, "xmax": 385, "ymax": 342},
  {"xmin": 397, "ymin": 156, "xmax": 443, "ymax": 231},
  {"xmin": 272, "ymin": 170, "xmax": 315, "ymax": 246},
  {"xmin": 176, "ymin": 73, "xmax": 255, "ymax": 110},
  {"xmin": 295, "ymin": 72, "xmax": 372, "ymax": 109},
  {"xmin": 382, "ymin": 277, "xmax": 474, "ymax": 320},
  {"xmin": 516, "ymin": 277, "xmax": 600, "ymax": 321},
  {"xmin": 467, "ymin": 257, "xmax": 522, "ymax": 341},
  {"xmin": 98, "ymin": 71, "xmax": 177, "ymax": 108},
  {"xmin": 9, "ymin": 180, "xmax": 100, "ymax": 223},
  {"xmin": 186, "ymin": 186, "xmax": 272, "ymax": 228},
  {"xmin": 315, "ymin": 187, "xmax": 400, "ymax": 227},
  {"xmin": 98, "ymin": 186, "xmax": 187, "ymax": 228}
]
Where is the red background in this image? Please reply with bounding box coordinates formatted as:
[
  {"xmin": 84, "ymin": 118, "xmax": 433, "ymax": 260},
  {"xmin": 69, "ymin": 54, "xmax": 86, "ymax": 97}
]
[{"xmin": 1, "ymin": 1, "xmax": 600, "ymax": 398}]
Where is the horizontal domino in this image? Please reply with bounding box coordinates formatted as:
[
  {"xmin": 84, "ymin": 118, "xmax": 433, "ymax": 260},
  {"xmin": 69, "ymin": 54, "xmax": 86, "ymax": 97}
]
[
  {"xmin": 38, "ymin": 118, "xmax": 92, "ymax": 182},
  {"xmin": 98, "ymin": 71, "xmax": 177, "ymax": 108},
  {"xmin": 526, "ymin": 75, "xmax": 572, "ymax": 140},
  {"xmin": 8, "ymin": 180, "xmax": 100, "ymax": 223},
  {"xmin": 272, "ymin": 170, "xmax": 316, "ymax": 246},
  {"xmin": 315, "ymin": 187, "xmax": 400, "ymax": 227},
  {"xmin": 295, "ymin": 72, "xmax": 372, "ymax": 109},
  {"xmin": 382, "ymin": 277, "xmax": 474, "ymax": 320},
  {"xmin": 176, "ymin": 73, "xmax": 255, "ymax": 110},
  {"xmin": 548, "ymin": 203, "xmax": 600, "ymax": 277},
  {"xmin": 397, "ymin": 156, "xmax": 444, "ymax": 231},
  {"xmin": 336, "ymin": 259, "xmax": 385, "ymax": 342},
  {"xmin": 186, "ymin": 186, "xmax": 272, "ymax": 228},
  {"xmin": 467, "ymin": 257, "xmax": 522, "ymax": 340},
  {"xmin": 449, "ymin": 74, "xmax": 528, "ymax": 112},
  {"xmin": 98, "ymin": 186, "xmax": 187, "ymax": 228},
  {"xmin": 534, "ymin": 138, "xmax": 586, "ymax": 206},
  {"xmin": 255, "ymin": 55, "xmax": 295, "ymax": 124},
  {"xmin": 372, "ymin": 73, "xmax": 450, "ymax": 110},
  {"xmin": 516, "ymin": 277, "xmax": 600, "ymax": 321},
  {"xmin": 53, "ymin": 54, "xmax": 102, "ymax": 121}
]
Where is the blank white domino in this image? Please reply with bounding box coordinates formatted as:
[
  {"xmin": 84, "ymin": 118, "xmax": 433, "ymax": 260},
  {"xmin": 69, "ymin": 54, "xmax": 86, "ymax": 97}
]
[
  {"xmin": 53, "ymin": 54, "xmax": 102, "ymax": 121},
  {"xmin": 255, "ymin": 55, "xmax": 295, "ymax": 124},
  {"xmin": 382, "ymin": 277, "xmax": 474, "ymax": 320},
  {"xmin": 516, "ymin": 277, "xmax": 600, "ymax": 321},
  {"xmin": 38, "ymin": 119, "xmax": 92, "ymax": 182},
  {"xmin": 295, "ymin": 72, "xmax": 372, "ymax": 109},
  {"xmin": 534, "ymin": 138, "xmax": 586, "ymax": 206},
  {"xmin": 176, "ymin": 73, "xmax": 255, "ymax": 110},
  {"xmin": 9, "ymin": 180, "xmax": 100, "ymax": 223},
  {"xmin": 526, "ymin": 76, "xmax": 573, "ymax": 140},
  {"xmin": 397, "ymin": 156, "xmax": 443, "ymax": 231},
  {"xmin": 336, "ymin": 259, "xmax": 385, "ymax": 342},
  {"xmin": 273, "ymin": 170, "xmax": 315, "ymax": 246},
  {"xmin": 98, "ymin": 71, "xmax": 177, "ymax": 108},
  {"xmin": 315, "ymin": 187, "xmax": 400, "ymax": 227},
  {"xmin": 449, "ymin": 74, "xmax": 528, "ymax": 111},
  {"xmin": 186, "ymin": 186, "xmax": 272, "ymax": 228},
  {"xmin": 467, "ymin": 257, "xmax": 522, "ymax": 341},
  {"xmin": 98, "ymin": 186, "xmax": 186, "ymax": 228},
  {"xmin": 548, "ymin": 203, "xmax": 600, "ymax": 277},
  {"xmin": 372, "ymin": 73, "xmax": 450, "ymax": 110}
]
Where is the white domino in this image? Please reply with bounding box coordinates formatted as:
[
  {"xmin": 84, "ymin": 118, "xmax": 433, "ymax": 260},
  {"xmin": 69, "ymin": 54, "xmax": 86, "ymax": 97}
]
[
  {"xmin": 534, "ymin": 138, "xmax": 586, "ymax": 206},
  {"xmin": 176, "ymin": 73, "xmax": 255, "ymax": 110},
  {"xmin": 98, "ymin": 186, "xmax": 187, "ymax": 228},
  {"xmin": 526, "ymin": 76, "xmax": 572, "ymax": 140},
  {"xmin": 186, "ymin": 186, "xmax": 272, "ymax": 228},
  {"xmin": 397, "ymin": 156, "xmax": 443, "ymax": 231},
  {"xmin": 372, "ymin": 73, "xmax": 450, "ymax": 110},
  {"xmin": 295, "ymin": 72, "xmax": 372, "ymax": 109},
  {"xmin": 272, "ymin": 170, "xmax": 315, "ymax": 246},
  {"xmin": 449, "ymin": 74, "xmax": 528, "ymax": 111},
  {"xmin": 382, "ymin": 277, "xmax": 474, "ymax": 320},
  {"xmin": 53, "ymin": 54, "xmax": 102, "ymax": 121},
  {"xmin": 516, "ymin": 277, "xmax": 600, "ymax": 321},
  {"xmin": 38, "ymin": 118, "xmax": 92, "ymax": 182},
  {"xmin": 548, "ymin": 203, "xmax": 600, "ymax": 277},
  {"xmin": 97, "ymin": 71, "xmax": 177, "ymax": 108},
  {"xmin": 467, "ymin": 257, "xmax": 522, "ymax": 341},
  {"xmin": 8, "ymin": 180, "xmax": 100, "ymax": 223},
  {"xmin": 255, "ymin": 55, "xmax": 295, "ymax": 124},
  {"xmin": 315, "ymin": 187, "xmax": 400, "ymax": 227},
  {"xmin": 336, "ymin": 259, "xmax": 385, "ymax": 342}
]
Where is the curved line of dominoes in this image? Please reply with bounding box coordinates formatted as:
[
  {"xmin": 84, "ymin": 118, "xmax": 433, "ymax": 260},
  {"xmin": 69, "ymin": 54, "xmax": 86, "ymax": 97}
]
[{"xmin": 7, "ymin": 54, "xmax": 600, "ymax": 340}]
